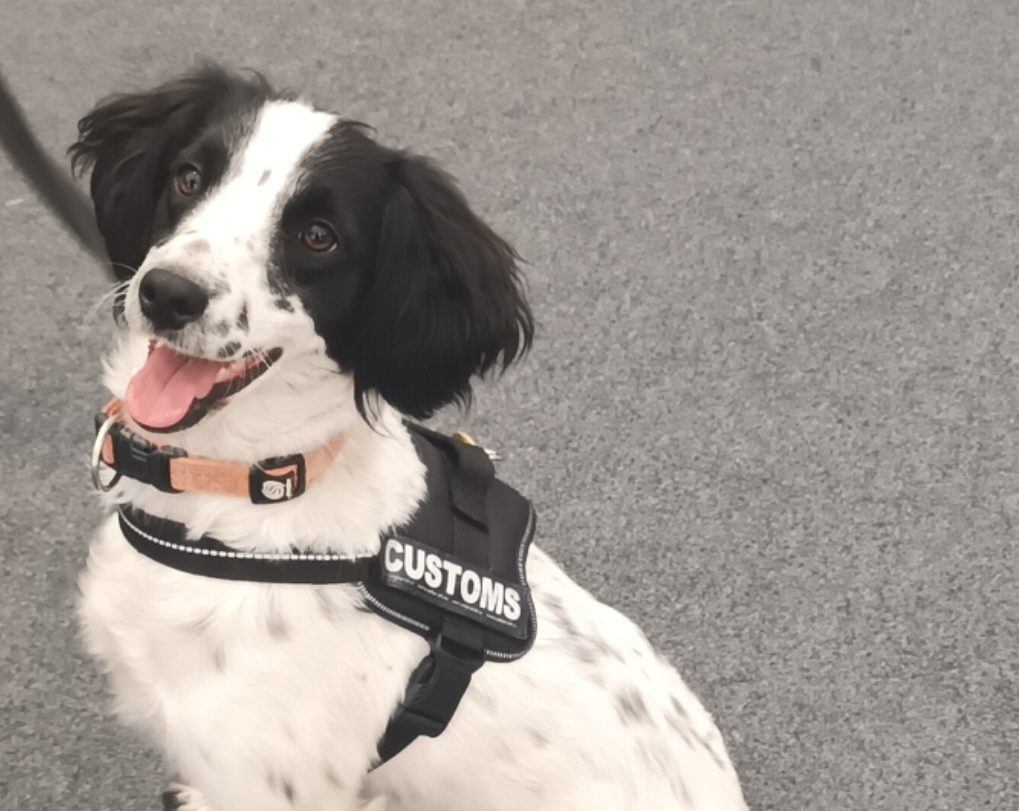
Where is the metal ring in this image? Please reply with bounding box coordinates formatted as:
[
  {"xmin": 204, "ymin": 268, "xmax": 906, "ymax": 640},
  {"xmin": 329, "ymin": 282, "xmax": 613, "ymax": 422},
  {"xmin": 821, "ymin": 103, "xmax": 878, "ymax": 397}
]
[{"xmin": 90, "ymin": 415, "xmax": 122, "ymax": 493}]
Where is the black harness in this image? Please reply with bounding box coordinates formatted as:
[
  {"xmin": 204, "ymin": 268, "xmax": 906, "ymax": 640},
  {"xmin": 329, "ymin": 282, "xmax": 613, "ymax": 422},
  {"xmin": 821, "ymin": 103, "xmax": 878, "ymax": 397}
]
[{"xmin": 112, "ymin": 424, "xmax": 537, "ymax": 766}]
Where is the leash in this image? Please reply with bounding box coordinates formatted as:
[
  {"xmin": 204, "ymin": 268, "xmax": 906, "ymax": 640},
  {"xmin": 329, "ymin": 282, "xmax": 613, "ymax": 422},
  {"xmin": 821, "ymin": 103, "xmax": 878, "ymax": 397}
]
[{"xmin": 0, "ymin": 70, "xmax": 112, "ymax": 270}]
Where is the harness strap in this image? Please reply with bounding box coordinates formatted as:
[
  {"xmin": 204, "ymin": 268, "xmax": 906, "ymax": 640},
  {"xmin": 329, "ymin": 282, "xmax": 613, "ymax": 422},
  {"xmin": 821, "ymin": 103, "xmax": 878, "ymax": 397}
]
[
  {"xmin": 118, "ymin": 508, "xmax": 374, "ymax": 585},
  {"xmin": 369, "ymin": 427, "xmax": 499, "ymax": 768},
  {"xmin": 374, "ymin": 616, "xmax": 485, "ymax": 765}
]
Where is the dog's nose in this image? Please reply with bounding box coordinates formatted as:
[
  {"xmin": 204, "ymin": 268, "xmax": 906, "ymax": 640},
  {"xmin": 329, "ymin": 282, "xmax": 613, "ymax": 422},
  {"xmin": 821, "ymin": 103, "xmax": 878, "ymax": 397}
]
[{"xmin": 138, "ymin": 269, "xmax": 209, "ymax": 330}]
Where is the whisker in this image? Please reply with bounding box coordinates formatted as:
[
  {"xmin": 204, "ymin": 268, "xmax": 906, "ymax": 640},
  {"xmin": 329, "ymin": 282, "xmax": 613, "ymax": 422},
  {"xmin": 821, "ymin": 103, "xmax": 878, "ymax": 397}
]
[
  {"xmin": 108, "ymin": 261, "xmax": 139, "ymax": 277},
  {"xmin": 84, "ymin": 279, "xmax": 132, "ymax": 323}
]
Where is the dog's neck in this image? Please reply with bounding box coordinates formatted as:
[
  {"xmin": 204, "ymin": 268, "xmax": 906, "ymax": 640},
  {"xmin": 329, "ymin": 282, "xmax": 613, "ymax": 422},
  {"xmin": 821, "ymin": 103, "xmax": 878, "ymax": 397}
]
[{"xmin": 100, "ymin": 334, "xmax": 427, "ymax": 556}]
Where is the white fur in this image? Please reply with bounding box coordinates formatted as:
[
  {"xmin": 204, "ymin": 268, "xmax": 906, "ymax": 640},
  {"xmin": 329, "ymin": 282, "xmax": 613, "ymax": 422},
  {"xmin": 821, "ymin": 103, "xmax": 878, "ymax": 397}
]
[{"xmin": 79, "ymin": 99, "xmax": 746, "ymax": 811}]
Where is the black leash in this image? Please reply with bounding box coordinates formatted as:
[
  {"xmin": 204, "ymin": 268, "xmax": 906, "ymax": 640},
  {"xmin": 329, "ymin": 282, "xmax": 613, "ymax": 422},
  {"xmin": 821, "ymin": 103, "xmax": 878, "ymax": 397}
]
[{"xmin": 0, "ymin": 70, "xmax": 111, "ymax": 267}]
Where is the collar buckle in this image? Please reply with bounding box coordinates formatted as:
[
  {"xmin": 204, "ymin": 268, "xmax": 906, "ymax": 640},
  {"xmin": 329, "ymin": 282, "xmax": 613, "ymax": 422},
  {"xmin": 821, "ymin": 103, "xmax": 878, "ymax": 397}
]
[{"xmin": 94, "ymin": 412, "xmax": 184, "ymax": 493}]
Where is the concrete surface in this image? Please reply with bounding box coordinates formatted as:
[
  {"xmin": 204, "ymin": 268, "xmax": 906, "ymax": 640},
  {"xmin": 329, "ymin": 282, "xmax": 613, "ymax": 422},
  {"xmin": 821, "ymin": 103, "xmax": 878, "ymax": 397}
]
[{"xmin": 1, "ymin": 1, "xmax": 1017, "ymax": 809}]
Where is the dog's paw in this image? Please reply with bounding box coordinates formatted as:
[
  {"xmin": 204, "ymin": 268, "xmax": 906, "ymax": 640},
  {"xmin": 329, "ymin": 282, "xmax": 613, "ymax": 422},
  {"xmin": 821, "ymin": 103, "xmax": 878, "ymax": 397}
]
[{"xmin": 162, "ymin": 784, "xmax": 213, "ymax": 811}]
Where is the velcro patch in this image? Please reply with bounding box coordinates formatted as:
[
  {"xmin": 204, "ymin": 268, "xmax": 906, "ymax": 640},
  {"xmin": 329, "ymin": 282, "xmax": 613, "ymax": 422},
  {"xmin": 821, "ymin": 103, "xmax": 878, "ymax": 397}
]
[{"xmin": 379, "ymin": 535, "xmax": 529, "ymax": 640}]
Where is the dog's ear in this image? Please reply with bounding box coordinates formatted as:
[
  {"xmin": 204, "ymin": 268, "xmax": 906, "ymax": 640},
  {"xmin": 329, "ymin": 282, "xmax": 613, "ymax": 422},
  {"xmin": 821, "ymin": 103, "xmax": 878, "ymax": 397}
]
[
  {"xmin": 350, "ymin": 154, "xmax": 534, "ymax": 420},
  {"xmin": 68, "ymin": 66, "xmax": 266, "ymax": 280}
]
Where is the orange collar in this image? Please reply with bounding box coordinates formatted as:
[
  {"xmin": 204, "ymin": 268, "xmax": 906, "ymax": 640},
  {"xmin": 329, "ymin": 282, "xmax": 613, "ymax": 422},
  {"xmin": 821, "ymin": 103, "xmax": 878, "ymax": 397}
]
[{"xmin": 92, "ymin": 400, "xmax": 345, "ymax": 504}]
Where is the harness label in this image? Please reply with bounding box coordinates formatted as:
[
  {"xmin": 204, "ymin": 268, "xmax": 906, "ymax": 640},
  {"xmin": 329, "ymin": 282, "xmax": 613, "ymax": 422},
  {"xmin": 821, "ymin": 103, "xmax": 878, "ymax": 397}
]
[{"xmin": 380, "ymin": 536, "xmax": 528, "ymax": 638}]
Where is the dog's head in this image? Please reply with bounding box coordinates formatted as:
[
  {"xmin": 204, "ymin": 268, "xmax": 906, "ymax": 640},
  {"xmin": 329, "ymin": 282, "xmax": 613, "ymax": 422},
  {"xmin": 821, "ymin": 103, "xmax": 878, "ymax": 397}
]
[{"xmin": 70, "ymin": 66, "xmax": 532, "ymax": 436}]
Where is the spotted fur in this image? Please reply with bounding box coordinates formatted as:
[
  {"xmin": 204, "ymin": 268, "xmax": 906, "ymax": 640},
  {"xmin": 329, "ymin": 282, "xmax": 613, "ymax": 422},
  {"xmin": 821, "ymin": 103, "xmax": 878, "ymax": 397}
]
[{"xmin": 73, "ymin": 66, "xmax": 746, "ymax": 811}]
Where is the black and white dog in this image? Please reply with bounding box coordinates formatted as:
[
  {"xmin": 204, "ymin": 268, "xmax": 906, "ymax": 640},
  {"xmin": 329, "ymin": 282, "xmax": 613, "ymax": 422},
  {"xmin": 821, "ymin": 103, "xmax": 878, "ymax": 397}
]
[{"xmin": 71, "ymin": 66, "xmax": 746, "ymax": 811}]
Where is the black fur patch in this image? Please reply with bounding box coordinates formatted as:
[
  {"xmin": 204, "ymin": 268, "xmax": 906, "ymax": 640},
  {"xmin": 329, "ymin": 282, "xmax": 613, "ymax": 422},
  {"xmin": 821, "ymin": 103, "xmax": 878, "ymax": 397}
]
[
  {"xmin": 616, "ymin": 686, "xmax": 650, "ymax": 725},
  {"xmin": 217, "ymin": 340, "xmax": 241, "ymax": 359},
  {"xmin": 270, "ymin": 120, "xmax": 533, "ymax": 419},
  {"xmin": 69, "ymin": 65, "xmax": 273, "ymax": 281}
]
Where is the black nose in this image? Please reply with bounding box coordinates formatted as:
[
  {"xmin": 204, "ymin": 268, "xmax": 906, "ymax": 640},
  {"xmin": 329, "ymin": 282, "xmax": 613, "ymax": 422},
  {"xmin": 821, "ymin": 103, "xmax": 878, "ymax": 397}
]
[{"xmin": 138, "ymin": 269, "xmax": 209, "ymax": 330}]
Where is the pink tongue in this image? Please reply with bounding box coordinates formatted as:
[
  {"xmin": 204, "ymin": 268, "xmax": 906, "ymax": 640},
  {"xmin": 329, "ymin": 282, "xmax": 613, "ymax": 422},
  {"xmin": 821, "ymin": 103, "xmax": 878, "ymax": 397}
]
[{"xmin": 126, "ymin": 345, "xmax": 226, "ymax": 429}]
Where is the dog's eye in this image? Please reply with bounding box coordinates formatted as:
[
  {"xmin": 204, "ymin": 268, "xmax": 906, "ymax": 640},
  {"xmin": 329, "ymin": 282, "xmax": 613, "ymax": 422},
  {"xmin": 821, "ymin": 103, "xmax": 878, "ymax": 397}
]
[
  {"xmin": 175, "ymin": 165, "xmax": 203, "ymax": 196},
  {"xmin": 300, "ymin": 221, "xmax": 338, "ymax": 253}
]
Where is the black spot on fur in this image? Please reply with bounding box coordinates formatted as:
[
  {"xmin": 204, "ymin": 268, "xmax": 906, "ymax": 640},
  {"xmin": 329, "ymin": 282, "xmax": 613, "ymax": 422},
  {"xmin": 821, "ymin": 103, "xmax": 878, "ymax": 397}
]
[
  {"xmin": 473, "ymin": 684, "xmax": 496, "ymax": 711},
  {"xmin": 161, "ymin": 789, "xmax": 183, "ymax": 810},
  {"xmin": 672, "ymin": 773, "xmax": 694, "ymax": 806},
  {"xmin": 281, "ymin": 778, "xmax": 296, "ymax": 803},
  {"xmin": 266, "ymin": 604, "xmax": 288, "ymax": 640},
  {"xmin": 616, "ymin": 687, "xmax": 650, "ymax": 725},
  {"xmin": 236, "ymin": 304, "xmax": 249, "ymax": 331},
  {"xmin": 315, "ymin": 589, "xmax": 338, "ymax": 621},
  {"xmin": 212, "ymin": 646, "xmax": 226, "ymax": 672},
  {"xmin": 258, "ymin": 169, "xmax": 271, "ymax": 186},
  {"xmin": 666, "ymin": 710, "xmax": 697, "ymax": 750},
  {"xmin": 527, "ymin": 727, "xmax": 549, "ymax": 747},
  {"xmin": 545, "ymin": 594, "xmax": 580, "ymax": 638},
  {"xmin": 273, "ymin": 295, "xmax": 295, "ymax": 312},
  {"xmin": 567, "ymin": 637, "xmax": 598, "ymax": 665},
  {"xmin": 323, "ymin": 764, "xmax": 344, "ymax": 788},
  {"xmin": 217, "ymin": 340, "xmax": 241, "ymax": 359},
  {"xmin": 591, "ymin": 634, "xmax": 626, "ymax": 663},
  {"xmin": 214, "ymin": 320, "xmax": 231, "ymax": 336}
]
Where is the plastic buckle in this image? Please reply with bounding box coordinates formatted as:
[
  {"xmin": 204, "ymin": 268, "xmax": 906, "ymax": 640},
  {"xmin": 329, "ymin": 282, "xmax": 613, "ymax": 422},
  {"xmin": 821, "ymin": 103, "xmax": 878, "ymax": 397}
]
[
  {"xmin": 108, "ymin": 425, "xmax": 183, "ymax": 493},
  {"xmin": 399, "ymin": 620, "xmax": 485, "ymax": 739},
  {"xmin": 249, "ymin": 454, "xmax": 306, "ymax": 504}
]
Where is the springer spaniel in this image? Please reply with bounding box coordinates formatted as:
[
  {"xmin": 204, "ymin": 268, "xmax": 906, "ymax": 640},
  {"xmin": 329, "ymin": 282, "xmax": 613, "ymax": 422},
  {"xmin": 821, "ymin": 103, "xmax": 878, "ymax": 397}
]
[{"xmin": 69, "ymin": 65, "xmax": 746, "ymax": 811}]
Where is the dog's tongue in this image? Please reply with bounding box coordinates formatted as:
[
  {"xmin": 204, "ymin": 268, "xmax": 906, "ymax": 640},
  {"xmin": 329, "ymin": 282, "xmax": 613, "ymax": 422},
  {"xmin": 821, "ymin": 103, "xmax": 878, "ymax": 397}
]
[{"xmin": 125, "ymin": 345, "xmax": 224, "ymax": 429}]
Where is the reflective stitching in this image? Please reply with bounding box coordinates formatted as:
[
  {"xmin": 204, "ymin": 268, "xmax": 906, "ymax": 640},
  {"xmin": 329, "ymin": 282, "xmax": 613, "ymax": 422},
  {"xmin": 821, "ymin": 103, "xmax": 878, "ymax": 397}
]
[{"xmin": 119, "ymin": 510, "xmax": 366, "ymax": 562}]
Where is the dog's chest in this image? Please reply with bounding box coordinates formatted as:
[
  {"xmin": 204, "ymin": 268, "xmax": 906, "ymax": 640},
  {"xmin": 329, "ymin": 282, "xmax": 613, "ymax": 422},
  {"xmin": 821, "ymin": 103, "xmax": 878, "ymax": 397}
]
[{"xmin": 79, "ymin": 515, "xmax": 427, "ymax": 772}]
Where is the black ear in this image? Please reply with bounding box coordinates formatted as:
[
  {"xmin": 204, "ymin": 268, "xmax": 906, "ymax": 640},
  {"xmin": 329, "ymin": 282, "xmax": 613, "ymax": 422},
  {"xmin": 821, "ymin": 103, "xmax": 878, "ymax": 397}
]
[
  {"xmin": 68, "ymin": 66, "xmax": 269, "ymax": 280},
  {"xmin": 350, "ymin": 154, "xmax": 534, "ymax": 419}
]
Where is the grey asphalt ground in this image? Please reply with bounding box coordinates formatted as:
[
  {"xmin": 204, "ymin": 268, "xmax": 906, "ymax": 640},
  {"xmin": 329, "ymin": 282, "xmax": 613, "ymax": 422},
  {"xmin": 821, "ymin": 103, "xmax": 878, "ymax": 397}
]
[{"xmin": 1, "ymin": 2, "xmax": 1016, "ymax": 809}]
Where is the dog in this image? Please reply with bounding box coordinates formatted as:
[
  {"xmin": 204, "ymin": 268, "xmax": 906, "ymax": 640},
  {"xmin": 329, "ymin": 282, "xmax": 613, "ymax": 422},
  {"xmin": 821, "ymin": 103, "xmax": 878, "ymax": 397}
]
[{"xmin": 70, "ymin": 65, "xmax": 747, "ymax": 811}]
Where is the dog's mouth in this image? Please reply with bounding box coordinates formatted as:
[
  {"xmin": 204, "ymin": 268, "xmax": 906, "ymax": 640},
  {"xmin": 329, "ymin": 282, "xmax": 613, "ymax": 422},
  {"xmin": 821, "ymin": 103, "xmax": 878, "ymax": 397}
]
[{"xmin": 125, "ymin": 343, "xmax": 282, "ymax": 433}]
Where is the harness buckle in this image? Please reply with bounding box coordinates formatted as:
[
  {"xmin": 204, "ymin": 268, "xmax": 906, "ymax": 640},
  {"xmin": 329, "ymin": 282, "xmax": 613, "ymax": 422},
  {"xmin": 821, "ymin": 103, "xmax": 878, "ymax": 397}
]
[
  {"xmin": 376, "ymin": 618, "xmax": 484, "ymax": 762},
  {"xmin": 249, "ymin": 454, "xmax": 306, "ymax": 504}
]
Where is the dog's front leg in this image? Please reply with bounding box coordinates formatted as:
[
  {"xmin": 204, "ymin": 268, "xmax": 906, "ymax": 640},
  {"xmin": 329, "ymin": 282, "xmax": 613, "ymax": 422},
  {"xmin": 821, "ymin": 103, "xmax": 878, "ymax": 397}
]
[
  {"xmin": 162, "ymin": 783, "xmax": 214, "ymax": 811},
  {"xmin": 163, "ymin": 779, "xmax": 389, "ymax": 811}
]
